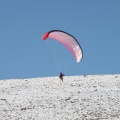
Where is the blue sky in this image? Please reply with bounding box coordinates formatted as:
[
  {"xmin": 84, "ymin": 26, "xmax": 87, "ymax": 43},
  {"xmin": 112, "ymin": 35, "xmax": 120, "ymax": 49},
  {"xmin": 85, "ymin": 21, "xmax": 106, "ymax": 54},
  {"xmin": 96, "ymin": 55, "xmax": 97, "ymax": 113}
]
[{"xmin": 0, "ymin": 0, "xmax": 120, "ymax": 80}]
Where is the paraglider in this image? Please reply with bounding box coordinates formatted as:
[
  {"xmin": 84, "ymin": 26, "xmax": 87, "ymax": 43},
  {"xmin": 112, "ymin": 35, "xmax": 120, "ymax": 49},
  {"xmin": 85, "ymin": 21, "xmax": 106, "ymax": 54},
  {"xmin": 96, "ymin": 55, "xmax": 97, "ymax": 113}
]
[
  {"xmin": 59, "ymin": 72, "xmax": 64, "ymax": 82},
  {"xmin": 42, "ymin": 30, "xmax": 83, "ymax": 63},
  {"xmin": 42, "ymin": 30, "xmax": 83, "ymax": 81}
]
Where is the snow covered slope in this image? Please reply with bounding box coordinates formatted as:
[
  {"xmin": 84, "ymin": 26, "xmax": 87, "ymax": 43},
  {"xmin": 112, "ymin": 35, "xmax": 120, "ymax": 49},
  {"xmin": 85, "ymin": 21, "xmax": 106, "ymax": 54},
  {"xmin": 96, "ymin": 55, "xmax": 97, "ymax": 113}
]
[{"xmin": 0, "ymin": 74, "xmax": 120, "ymax": 120}]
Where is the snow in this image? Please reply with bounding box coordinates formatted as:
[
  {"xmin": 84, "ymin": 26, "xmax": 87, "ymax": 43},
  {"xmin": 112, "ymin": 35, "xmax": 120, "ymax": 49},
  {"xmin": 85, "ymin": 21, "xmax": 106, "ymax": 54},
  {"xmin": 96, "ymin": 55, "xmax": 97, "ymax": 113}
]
[{"xmin": 0, "ymin": 74, "xmax": 120, "ymax": 120}]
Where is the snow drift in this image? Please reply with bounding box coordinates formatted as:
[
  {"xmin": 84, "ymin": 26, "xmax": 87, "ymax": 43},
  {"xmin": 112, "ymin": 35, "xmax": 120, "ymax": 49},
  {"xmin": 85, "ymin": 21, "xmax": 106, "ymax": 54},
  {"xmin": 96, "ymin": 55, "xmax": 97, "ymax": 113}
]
[{"xmin": 0, "ymin": 74, "xmax": 120, "ymax": 120}]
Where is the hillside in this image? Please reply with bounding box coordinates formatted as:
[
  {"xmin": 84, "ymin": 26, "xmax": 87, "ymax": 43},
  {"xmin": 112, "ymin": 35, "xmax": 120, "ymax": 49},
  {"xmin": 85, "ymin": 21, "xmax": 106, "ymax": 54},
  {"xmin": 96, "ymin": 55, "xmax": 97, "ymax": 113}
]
[{"xmin": 0, "ymin": 74, "xmax": 120, "ymax": 120}]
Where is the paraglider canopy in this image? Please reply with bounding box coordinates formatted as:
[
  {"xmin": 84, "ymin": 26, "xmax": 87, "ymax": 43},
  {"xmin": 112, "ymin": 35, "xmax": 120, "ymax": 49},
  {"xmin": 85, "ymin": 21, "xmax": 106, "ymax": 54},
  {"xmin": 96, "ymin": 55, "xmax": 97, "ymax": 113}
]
[{"xmin": 42, "ymin": 30, "xmax": 83, "ymax": 63}]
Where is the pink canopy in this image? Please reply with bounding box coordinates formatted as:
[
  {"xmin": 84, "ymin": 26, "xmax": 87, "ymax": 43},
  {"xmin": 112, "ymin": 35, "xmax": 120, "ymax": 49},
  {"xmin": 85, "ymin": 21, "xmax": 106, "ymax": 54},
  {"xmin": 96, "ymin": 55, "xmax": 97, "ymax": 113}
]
[{"xmin": 42, "ymin": 30, "xmax": 83, "ymax": 63}]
